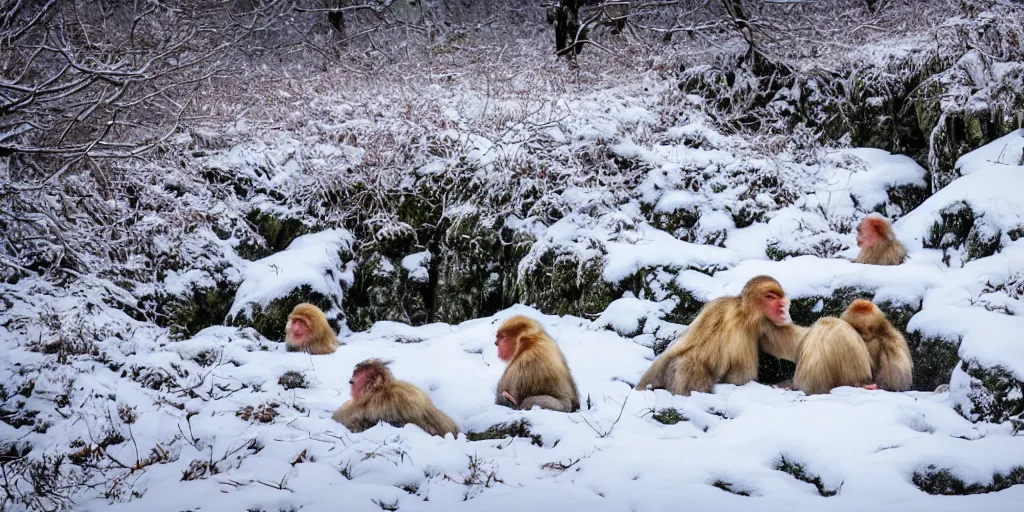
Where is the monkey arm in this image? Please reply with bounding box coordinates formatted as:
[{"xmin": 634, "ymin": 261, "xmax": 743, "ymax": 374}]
[
  {"xmin": 759, "ymin": 323, "xmax": 807, "ymax": 362},
  {"xmin": 331, "ymin": 401, "xmax": 367, "ymax": 432}
]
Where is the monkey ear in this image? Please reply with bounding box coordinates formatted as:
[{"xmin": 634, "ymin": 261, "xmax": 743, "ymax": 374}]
[{"xmin": 849, "ymin": 300, "xmax": 875, "ymax": 315}]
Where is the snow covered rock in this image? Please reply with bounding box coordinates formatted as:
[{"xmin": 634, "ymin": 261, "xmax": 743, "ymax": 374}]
[{"xmin": 227, "ymin": 229, "xmax": 355, "ymax": 340}]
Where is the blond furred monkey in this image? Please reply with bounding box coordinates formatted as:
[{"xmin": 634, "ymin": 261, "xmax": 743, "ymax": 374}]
[
  {"xmin": 793, "ymin": 317, "xmax": 874, "ymax": 395},
  {"xmin": 284, "ymin": 303, "xmax": 341, "ymax": 355},
  {"xmin": 841, "ymin": 299, "xmax": 913, "ymax": 391},
  {"xmin": 332, "ymin": 359, "xmax": 459, "ymax": 437},
  {"xmin": 854, "ymin": 214, "xmax": 907, "ymax": 265},
  {"xmin": 635, "ymin": 276, "xmax": 804, "ymax": 396},
  {"xmin": 494, "ymin": 315, "xmax": 580, "ymax": 412}
]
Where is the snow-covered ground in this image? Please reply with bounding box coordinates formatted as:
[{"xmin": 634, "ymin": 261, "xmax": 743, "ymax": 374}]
[{"xmin": 11, "ymin": 306, "xmax": 1018, "ymax": 512}]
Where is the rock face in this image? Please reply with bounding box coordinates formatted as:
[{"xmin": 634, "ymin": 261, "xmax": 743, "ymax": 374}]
[{"xmin": 951, "ymin": 360, "xmax": 1024, "ymax": 433}]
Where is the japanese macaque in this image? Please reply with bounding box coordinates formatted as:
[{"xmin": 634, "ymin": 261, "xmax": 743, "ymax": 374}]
[
  {"xmin": 284, "ymin": 303, "xmax": 341, "ymax": 355},
  {"xmin": 792, "ymin": 317, "xmax": 874, "ymax": 395},
  {"xmin": 854, "ymin": 214, "xmax": 907, "ymax": 265},
  {"xmin": 332, "ymin": 359, "xmax": 459, "ymax": 437},
  {"xmin": 841, "ymin": 299, "xmax": 913, "ymax": 391},
  {"xmin": 635, "ymin": 275, "xmax": 805, "ymax": 396},
  {"xmin": 494, "ymin": 315, "xmax": 580, "ymax": 412}
]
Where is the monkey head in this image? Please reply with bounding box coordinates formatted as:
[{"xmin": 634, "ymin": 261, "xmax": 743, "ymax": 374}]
[
  {"xmin": 840, "ymin": 299, "xmax": 884, "ymax": 339},
  {"xmin": 285, "ymin": 315, "xmax": 310, "ymax": 350},
  {"xmin": 495, "ymin": 315, "xmax": 541, "ymax": 362},
  {"xmin": 742, "ymin": 275, "xmax": 792, "ymax": 326},
  {"xmin": 856, "ymin": 214, "xmax": 892, "ymax": 249},
  {"xmin": 349, "ymin": 359, "xmax": 392, "ymax": 400}
]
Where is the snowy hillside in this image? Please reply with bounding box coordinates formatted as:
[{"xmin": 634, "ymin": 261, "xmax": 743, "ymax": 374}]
[{"xmin": 3, "ymin": 1, "xmax": 1024, "ymax": 511}]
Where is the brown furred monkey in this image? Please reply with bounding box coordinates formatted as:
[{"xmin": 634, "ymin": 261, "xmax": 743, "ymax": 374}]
[
  {"xmin": 332, "ymin": 359, "xmax": 460, "ymax": 437},
  {"xmin": 853, "ymin": 214, "xmax": 907, "ymax": 265},
  {"xmin": 635, "ymin": 275, "xmax": 805, "ymax": 396},
  {"xmin": 792, "ymin": 317, "xmax": 874, "ymax": 395},
  {"xmin": 494, "ymin": 315, "xmax": 580, "ymax": 412},
  {"xmin": 285, "ymin": 303, "xmax": 341, "ymax": 355},
  {"xmin": 841, "ymin": 299, "xmax": 913, "ymax": 391}
]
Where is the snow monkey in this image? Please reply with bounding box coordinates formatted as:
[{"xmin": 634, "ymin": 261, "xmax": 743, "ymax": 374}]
[
  {"xmin": 285, "ymin": 303, "xmax": 341, "ymax": 355},
  {"xmin": 841, "ymin": 299, "xmax": 913, "ymax": 391},
  {"xmin": 332, "ymin": 359, "xmax": 460, "ymax": 437},
  {"xmin": 635, "ymin": 275, "xmax": 805, "ymax": 396},
  {"xmin": 792, "ymin": 317, "xmax": 874, "ymax": 395},
  {"xmin": 853, "ymin": 214, "xmax": 907, "ymax": 265},
  {"xmin": 494, "ymin": 315, "xmax": 581, "ymax": 412}
]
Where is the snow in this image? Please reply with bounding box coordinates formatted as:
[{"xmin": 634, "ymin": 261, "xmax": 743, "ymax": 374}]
[
  {"xmin": 41, "ymin": 307, "xmax": 1022, "ymax": 512},
  {"xmin": 229, "ymin": 229, "xmax": 355, "ymax": 319},
  {"xmin": 954, "ymin": 129, "xmax": 1024, "ymax": 174}
]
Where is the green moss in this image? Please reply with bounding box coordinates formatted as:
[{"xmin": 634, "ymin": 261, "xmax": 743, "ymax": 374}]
[
  {"xmin": 774, "ymin": 455, "xmax": 839, "ymax": 497},
  {"xmin": 433, "ymin": 216, "xmax": 519, "ymax": 325},
  {"xmin": 652, "ymin": 408, "xmax": 687, "ymax": 425},
  {"xmin": 646, "ymin": 206, "xmax": 699, "ymax": 240},
  {"xmin": 966, "ymin": 225, "xmax": 1002, "ymax": 261},
  {"xmin": 758, "ymin": 355, "xmax": 796, "ymax": 385},
  {"xmin": 161, "ymin": 280, "xmax": 240, "ymax": 340},
  {"xmin": 278, "ymin": 371, "xmax": 307, "ymax": 390},
  {"xmin": 905, "ymin": 332, "xmax": 961, "ymax": 392},
  {"xmin": 465, "ymin": 419, "xmax": 542, "ymax": 447},
  {"xmin": 237, "ymin": 209, "xmax": 310, "ymax": 261},
  {"xmin": 710, "ymin": 480, "xmax": 751, "ymax": 497},
  {"xmin": 228, "ymin": 285, "xmax": 338, "ymax": 341},
  {"xmin": 343, "ymin": 251, "xmax": 429, "ymax": 331},
  {"xmin": 886, "ymin": 183, "xmax": 930, "ymax": 217},
  {"xmin": 913, "ymin": 465, "xmax": 1024, "ymax": 495},
  {"xmin": 517, "ymin": 246, "xmax": 615, "ymax": 318},
  {"xmin": 956, "ymin": 359, "xmax": 1024, "ymax": 429},
  {"xmin": 789, "ymin": 287, "xmax": 870, "ymax": 327}
]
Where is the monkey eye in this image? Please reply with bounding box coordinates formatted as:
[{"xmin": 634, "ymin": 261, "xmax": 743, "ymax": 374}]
[{"xmin": 348, "ymin": 380, "xmax": 353, "ymax": 385}]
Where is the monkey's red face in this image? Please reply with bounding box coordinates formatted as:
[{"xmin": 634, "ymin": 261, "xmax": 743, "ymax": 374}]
[
  {"xmin": 287, "ymin": 317, "xmax": 310, "ymax": 345},
  {"xmin": 761, "ymin": 292, "xmax": 791, "ymax": 326},
  {"xmin": 495, "ymin": 333, "xmax": 515, "ymax": 362},
  {"xmin": 350, "ymin": 370, "xmax": 369, "ymax": 400},
  {"xmin": 856, "ymin": 222, "xmax": 879, "ymax": 249}
]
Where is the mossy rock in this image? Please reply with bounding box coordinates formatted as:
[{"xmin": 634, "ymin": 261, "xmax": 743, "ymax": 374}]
[
  {"xmin": 913, "ymin": 465, "xmax": 1024, "ymax": 495},
  {"xmin": 885, "ymin": 182, "xmax": 930, "ymax": 218},
  {"xmin": 758, "ymin": 354, "xmax": 796, "ymax": 385},
  {"xmin": 905, "ymin": 332, "xmax": 961, "ymax": 392},
  {"xmin": 228, "ymin": 285, "xmax": 339, "ymax": 341},
  {"xmin": 343, "ymin": 251, "xmax": 429, "ymax": 332},
  {"xmin": 652, "ymin": 408, "xmax": 687, "ymax": 425},
  {"xmin": 774, "ymin": 455, "xmax": 839, "ymax": 497},
  {"xmin": 465, "ymin": 419, "xmax": 543, "ymax": 447},
  {"xmin": 788, "ymin": 287, "xmax": 871, "ymax": 327},
  {"xmin": 953, "ymin": 359, "xmax": 1023, "ymax": 430},
  {"xmin": 517, "ymin": 245, "xmax": 616, "ymax": 318},
  {"xmin": 928, "ymin": 109, "xmax": 1023, "ymax": 190},
  {"xmin": 433, "ymin": 217, "xmax": 524, "ymax": 325},
  {"xmin": 156, "ymin": 280, "xmax": 241, "ymax": 340},
  {"xmin": 924, "ymin": 201, "xmax": 1002, "ymax": 265},
  {"xmin": 237, "ymin": 209, "xmax": 311, "ymax": 261},
  {"xmin": 646, "ymin": 205, "xmax": 700, "ymax": 241}
]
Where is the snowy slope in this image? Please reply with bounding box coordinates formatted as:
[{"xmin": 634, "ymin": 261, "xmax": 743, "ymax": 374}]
[{"xmin": 58, "ymin": 307, "xmax": 1022, "ymax": 512}]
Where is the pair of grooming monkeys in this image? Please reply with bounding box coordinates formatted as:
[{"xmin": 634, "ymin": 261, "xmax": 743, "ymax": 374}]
[{"xmin": 282, "ymin": 215, "xmax": 911, "ymax": 437}]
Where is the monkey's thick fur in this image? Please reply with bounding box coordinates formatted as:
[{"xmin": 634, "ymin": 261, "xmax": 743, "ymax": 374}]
[
  {"xmin": 635, "ymin": 276, "xmax": 805, "ymax": 396},
  {"xmin": 793, "ymin": 317, "xmax": 873, "ymax": 395},
  {"xmin": 495, "ymin": 316, "xmax": 581, "ymax": 412},
  {"xmin": 332, "ymin": 359, "xmax": 459, "ymax": 437},
  {"xmin": 285, "ymin": 303, "xmax": 341, "ymax": 355},
  {"xmin": 841, "ymin": 299, "xmax": 913, "ymax": 391}
]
